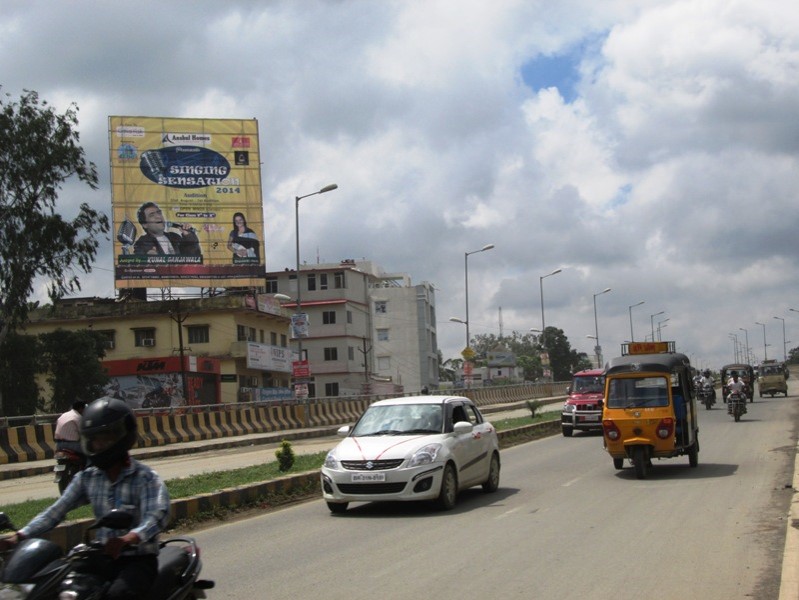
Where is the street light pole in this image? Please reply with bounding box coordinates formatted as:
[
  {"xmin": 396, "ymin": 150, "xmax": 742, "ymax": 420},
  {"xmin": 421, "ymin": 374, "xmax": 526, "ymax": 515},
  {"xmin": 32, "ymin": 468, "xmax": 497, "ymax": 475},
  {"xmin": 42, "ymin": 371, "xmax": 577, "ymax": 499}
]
[
  {"xmin": 657, "ymin": 318, "xmax": 669, "ymax": 341},
  {"xmin": 774, "ymin": 316, "xmax": 787, "ymax": 361},
  {"xmin": 729, "ymin": 333, "xmax": 739, "ymax": 363},
  {"xmin": 294, "ymin": 183, "xmax": 337, "ymax": 422},
  {"xmin": 739, "ymin": 327, "xmax": 750, "ymax": 364},
  {"xmin": 463, "ymin": 244, "xmax": 495, "ymax": 350},
  {"xmin": 628, "ymin": 301, "xmax": 645, "ymax": 341},
  {"xmin": 755, "ymin": 321, "xmax": 768, "ymax": 361},
  {"xmin": 650, "ymin": 311, "xmax": 665, "ymax": 341},
  {"xmin": 539, "ymin": 268, "xmax": 562, "ymax": 334},
  {"xmin": 592, "ymin": 288, "xmax": 611, "ymax": 368}
]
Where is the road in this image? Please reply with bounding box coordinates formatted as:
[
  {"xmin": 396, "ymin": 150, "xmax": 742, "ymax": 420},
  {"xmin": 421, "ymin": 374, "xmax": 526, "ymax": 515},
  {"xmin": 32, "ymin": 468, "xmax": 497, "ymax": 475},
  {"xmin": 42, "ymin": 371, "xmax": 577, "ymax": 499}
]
[
  {"xmin": 0, "ymin": 403, "xmax": 556, "ymax": 506},
  {"xmin": 187, "ymin": 387, "xmax": 797, "ymax": 600}
]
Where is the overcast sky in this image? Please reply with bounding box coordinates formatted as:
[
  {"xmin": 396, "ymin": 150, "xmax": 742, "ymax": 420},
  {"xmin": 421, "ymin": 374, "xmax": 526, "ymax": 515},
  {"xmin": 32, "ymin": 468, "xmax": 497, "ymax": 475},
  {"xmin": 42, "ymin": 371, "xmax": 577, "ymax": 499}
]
[{"xmin": 2, "ymin": 0, "xmax": 798, "ymax": 372}]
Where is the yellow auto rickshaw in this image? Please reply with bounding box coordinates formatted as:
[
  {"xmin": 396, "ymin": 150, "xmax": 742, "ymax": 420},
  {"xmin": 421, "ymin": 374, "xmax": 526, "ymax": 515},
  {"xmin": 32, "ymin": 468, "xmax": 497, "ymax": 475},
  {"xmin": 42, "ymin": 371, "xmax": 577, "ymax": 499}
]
[
  {"xmin": 601, "ymin": 342, "xmax": 699, "ymax": 479},
  {"xmin": 757, "ymin": 360, "xmax": 788, "ymax": 397}
]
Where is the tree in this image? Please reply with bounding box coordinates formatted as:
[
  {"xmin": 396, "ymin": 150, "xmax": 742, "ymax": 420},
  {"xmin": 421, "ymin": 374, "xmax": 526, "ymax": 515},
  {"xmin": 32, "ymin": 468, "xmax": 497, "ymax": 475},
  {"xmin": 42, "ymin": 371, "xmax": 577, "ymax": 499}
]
[
  {"xmin": 0, "ymin": 89, "xmax": 108, "ymax": 415},
  {"xmin": 0, "ymin": 89, "xmax": 109, "ymax": 347},
  {"xmin": 0, "ymin": 332, "xmax": 41, "ymax": 416},
  {"xmin": 540, "ymin": 327, "xmax": 592, "ymax": 381},
  {"xmin": 38, "ymin": 329, "xmax": 109, "ymax": 413}
]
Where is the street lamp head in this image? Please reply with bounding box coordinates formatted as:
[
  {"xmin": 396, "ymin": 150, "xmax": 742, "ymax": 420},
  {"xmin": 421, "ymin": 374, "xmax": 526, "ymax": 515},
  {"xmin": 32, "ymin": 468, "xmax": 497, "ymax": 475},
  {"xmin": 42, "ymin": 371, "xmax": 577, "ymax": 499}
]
[
  {"xmin": 481, "ymin": 244, "xmax": 495, "ymax": 252},
  {"xmin": 529, "ymin": 328, "xmax": 542, "ymax": 333},
  {"xmin": 318, "ymin": 183, "xmax": 338, "ymax": 194},
  {"xmin": 630, "ymin": 301, "xmax": 645, "ymax": 308},
  {"xmin": 652, "ymin": 310, "xmax": 665, "ymax": 318},
  {"xmin": 599, "ymin": 287, "xmax": 611, "ymax": 295},
  {"xmin": 586, "ymin": 335, "xmax": 597, "ymax": 339},
  {"xmin": 449, "ymin": 317, "xmax": 466, "ymax": 325},
  {"xmin": 550, "ymin": 268, "xmax": 562, "ymax": 276}
]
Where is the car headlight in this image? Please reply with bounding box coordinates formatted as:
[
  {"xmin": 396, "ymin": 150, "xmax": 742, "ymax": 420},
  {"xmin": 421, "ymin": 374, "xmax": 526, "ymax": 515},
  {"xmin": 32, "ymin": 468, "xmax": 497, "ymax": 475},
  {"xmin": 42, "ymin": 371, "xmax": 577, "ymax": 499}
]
[
  {"xmin": 409, "ymin": 444, "xmax": 442, "ymax": 467},
  {"xmin": 564, "ymin": 404, "xmax": 576, "ymax": 413},
  {"xmin": 323, "ymin": 452, "xmax": 339, "ymax": 469}
]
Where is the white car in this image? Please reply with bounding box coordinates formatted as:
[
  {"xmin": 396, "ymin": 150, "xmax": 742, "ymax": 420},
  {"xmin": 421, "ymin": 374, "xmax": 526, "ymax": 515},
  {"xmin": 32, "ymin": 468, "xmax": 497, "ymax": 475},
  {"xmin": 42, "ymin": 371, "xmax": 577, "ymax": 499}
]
[{"xmin": 321, "ymin": 395, "xmax": 501, "ymax": 513}]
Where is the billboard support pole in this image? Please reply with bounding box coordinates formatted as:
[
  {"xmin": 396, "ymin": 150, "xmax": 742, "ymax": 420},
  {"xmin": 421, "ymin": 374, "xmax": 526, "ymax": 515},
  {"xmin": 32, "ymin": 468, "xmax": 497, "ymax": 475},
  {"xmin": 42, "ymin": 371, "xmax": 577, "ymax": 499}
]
[{"xmin": 169, "ymin": 298, "xmax": 190, "ymax": 403}]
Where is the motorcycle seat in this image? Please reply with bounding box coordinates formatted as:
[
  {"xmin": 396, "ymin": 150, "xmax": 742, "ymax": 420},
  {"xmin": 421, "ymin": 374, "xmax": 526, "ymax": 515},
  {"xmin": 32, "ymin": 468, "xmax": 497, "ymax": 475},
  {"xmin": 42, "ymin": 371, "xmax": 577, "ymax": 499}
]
[{"xmin": 149, "ymin": 546, "xmax": 190, "ymax": 599}]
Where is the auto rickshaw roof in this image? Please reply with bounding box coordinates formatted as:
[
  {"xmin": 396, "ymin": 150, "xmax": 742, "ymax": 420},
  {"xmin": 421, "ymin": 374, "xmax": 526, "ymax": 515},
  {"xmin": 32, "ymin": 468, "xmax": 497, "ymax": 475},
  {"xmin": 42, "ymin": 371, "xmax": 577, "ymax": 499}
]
[
  {"xmin": 721, "ymin": 363, "xmax": 753, "ymax": 372},
  {"xmin": 605, "ymin": 352, "xmax": 691, "ymax": 376}
]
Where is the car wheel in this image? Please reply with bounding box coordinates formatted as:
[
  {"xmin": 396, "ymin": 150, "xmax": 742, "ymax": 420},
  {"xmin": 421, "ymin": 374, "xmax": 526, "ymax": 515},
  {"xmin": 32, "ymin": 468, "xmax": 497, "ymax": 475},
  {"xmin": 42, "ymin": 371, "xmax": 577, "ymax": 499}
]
[
  {"xmin": 562, "ymin": 426, "xmax": 573, "ymax": 437},
  {"xmin": 613, "ymin": 457, "xmax": 624, "ymax": 470},
  {"xmin": 482, "ymin": 452, "xmax": 500, "ymax": 493},
  {"xmin": 327, "ymin": 501, "xmax": 348, "ymax": 514},
  {"xmin": 435, "ymin": 464, "xmax": 458, "ymax": 510}
]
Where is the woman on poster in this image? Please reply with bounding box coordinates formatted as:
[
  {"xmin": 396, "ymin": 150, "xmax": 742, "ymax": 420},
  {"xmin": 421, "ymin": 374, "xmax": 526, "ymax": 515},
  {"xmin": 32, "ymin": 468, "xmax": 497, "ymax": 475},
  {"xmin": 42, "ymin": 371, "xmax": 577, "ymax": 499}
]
[{"xmin": 227, "ymin": 212, "xmax": 260, "ymax": 261}]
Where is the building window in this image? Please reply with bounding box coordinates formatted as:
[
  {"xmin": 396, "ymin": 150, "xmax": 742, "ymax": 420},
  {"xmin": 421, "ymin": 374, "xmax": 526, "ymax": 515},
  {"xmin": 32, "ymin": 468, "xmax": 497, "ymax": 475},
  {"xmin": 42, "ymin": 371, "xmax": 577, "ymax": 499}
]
[
  {"xmin": 378, "ymin": 356, "xmax": 391, "ymax": 371},
  {"xmin": 307, "ymin": 273, "xmax": 316, "ymax": 291},
  {"xmin": 334, "ymin": 271, "xmax": 345, "ymax": 289},
  {"xmin": 377, "ymin": 328, "xmax": 389, "ymax": 342},
  {"xmin": 322, "ymin": 310, "xmax": 336, "ymax": 324},
  {"xmin": 270, "ymin": 332, "xmax": 277, "ymax": 345},
  {"xmin": 347, "ymin": 310, "xmax": 353, "ymax": 324},
  {"xmin": 280, "ymin": 334, "xmax": 287, "ymax": 347},
  {"xmin": 187, "ymin": 325, "xmax": 209, "ymax": 344},
  {"xmin": 134, "ymin": 328, "xmax": 156, "ymax": 347},
  {"xmin": 259, "ymin": 330, "xmax": 264, "ymax": 343},
  {"xmin": 265, "ymin": 277, "xmax": 278, "ymax": 293},
  {"xmin": 98, "ymin": 330, "xmax": 116, "ymax": 350},
  {"xmin": 319, "ymin": 273, "xmax": 328, "ymax": 290},
  {"xmin": 325, "ymin": 382, "xmax": 340, "ymax": 397},
  {"xmin": 348, "ymin": 346, "xmax": 355, "ymax": 360},
  {"xmin": 324, "ymin": 347, "xmax": 338, "ymax": 361},
  {"xmin": 237, "ymin": 325, "xmax": 255, "ymax": 341},
  {"xmin": 375, "ymin": 301, "xmax": 387, "ymax": 314}
]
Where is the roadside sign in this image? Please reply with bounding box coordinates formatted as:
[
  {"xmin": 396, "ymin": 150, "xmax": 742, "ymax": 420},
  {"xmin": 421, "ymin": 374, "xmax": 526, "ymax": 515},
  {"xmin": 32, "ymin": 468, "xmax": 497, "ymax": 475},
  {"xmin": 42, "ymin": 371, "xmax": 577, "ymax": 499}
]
[
  {"xmin": 292, "ymin": 360, "xmax": 310, "ymax": 378},
  {"xmin": 461, "ymin": 346, "xmax": 476, "ymax": 361},
  {"xmin": 294, "ymin": 383, "xmax": 309, "ymax": 399}
]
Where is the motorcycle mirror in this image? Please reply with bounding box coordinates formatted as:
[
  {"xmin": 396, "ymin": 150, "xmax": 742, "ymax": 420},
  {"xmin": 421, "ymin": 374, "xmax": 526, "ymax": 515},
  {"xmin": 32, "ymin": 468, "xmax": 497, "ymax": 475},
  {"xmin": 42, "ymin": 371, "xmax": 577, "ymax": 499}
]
[{"xmin": 0, "ymin": 512, "xmax": 16, "ymax": 532}]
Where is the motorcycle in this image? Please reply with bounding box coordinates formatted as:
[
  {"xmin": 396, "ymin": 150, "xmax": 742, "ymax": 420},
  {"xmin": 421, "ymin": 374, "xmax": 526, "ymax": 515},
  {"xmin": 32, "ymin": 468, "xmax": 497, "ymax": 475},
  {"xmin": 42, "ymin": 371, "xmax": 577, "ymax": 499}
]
[
  {"xmin": 53, "ymin": 449, "xmax": 85, "ymax": 495},
  {"xmin": 698, "ymin": 384, "xmax": 715, "ymax": 410},
  {"xmin": 0, "ymin": 511, "xmax": 214, "ymax": 600},
  {"xmin": 727, "ymin": 391, "xmax": 747, "ymax": 422}
]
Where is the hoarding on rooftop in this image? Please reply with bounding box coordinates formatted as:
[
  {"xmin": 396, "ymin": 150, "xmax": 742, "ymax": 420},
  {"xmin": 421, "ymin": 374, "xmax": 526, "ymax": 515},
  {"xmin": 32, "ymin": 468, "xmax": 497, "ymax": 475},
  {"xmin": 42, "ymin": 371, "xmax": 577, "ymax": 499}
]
[{"xmin": 109, "ymin": 116, "xmax": 265, "ymax": 289}]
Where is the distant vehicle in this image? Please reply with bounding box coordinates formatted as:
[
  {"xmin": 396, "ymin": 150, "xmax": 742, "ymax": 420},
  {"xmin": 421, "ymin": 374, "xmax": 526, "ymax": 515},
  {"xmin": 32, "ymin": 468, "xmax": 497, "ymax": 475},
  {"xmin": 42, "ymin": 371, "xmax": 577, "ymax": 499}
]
[
  {"xmin": 757, "ymin": 360, "xmax": 788, "ymax": 397},
  {"xmin": 321, "ymin": 395, "xmax": 500, "ymax": 513},
  {"xmin": 721, "ymin": 363, "xmax": 755, "ymax": 403},
  {"xmin": 561, "ymin": 368, "xmax": 605, "ymax": 436}
]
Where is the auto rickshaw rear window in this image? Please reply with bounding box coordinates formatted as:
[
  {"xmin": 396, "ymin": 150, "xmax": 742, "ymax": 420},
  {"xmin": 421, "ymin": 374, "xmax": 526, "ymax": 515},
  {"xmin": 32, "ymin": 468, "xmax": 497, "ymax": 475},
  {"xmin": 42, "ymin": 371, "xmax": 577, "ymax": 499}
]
[{"xmin": 607, "ymin": 377, "xmax": 668, "ymax": 408}]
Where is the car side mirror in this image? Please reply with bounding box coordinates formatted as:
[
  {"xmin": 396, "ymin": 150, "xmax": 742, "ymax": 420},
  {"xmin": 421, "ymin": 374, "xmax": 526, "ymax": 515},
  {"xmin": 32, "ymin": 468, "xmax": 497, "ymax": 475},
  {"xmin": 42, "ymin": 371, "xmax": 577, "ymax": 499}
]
[
  {"xmin": 453, "ymin": 421, "xmax": 473, "ymax": 434},
  {"xmin": 337, "ymin": 425, "xmax": 351, "ymax": 437}
]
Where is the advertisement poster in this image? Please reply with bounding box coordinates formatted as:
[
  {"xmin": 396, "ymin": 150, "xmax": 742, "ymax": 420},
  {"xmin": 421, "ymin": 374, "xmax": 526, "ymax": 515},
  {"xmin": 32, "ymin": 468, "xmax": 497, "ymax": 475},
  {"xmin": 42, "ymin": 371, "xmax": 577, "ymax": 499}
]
[{"xmin": 109, "ymin": 116, "xmax": 265, "ymax": 288}]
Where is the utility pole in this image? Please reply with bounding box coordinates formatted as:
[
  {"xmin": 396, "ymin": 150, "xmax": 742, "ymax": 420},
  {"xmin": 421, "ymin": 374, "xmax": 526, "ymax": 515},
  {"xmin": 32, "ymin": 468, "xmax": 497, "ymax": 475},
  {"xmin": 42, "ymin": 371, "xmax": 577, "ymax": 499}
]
[
  {"xmin": 358, "ymin": 339, "xmax": 372, "ymax": 381},
  {"xmin": 169, "ymin": 299, "xmax": 190, "ymax": 403}
]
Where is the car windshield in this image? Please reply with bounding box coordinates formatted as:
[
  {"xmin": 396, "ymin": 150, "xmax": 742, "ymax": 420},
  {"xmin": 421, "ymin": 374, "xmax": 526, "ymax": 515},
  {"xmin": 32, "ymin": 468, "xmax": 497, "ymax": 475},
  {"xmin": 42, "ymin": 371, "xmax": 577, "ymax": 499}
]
[
  {"xmin": 607, "ymin": 376, "xmax": 669, "ymax": 408},
  {"xmin": 351, "ymin": 403, "xmax": 444, "ymax": 436},
  {"xmin": 761, "ymin": 366, "xmax": 781, "ymax": 376},
  {"xmin": 572, "ymin": 376, "xmax": 604, "ymax": 393}
]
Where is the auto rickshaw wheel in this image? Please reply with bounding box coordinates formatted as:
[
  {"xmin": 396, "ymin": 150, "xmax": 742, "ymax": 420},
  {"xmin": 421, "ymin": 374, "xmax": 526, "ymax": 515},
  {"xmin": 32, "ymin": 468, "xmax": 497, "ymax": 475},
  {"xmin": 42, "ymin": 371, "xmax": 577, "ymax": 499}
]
[
  {"xmin": 632, "ymin": 447, "xmax": 648, "ymax": 479},
  {"xmin": 688, "ymin": 442, "xmax": 699, "ymax": 468},
  {"xmin": 613, "ymin": 457, "xmax": 624, "ymax": 470}
]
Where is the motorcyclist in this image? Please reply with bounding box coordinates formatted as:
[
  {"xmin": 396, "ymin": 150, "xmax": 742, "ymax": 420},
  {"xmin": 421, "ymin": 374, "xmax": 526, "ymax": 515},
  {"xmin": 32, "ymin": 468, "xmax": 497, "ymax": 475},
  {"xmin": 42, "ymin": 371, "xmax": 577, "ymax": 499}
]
[
  {"xmin": 700, "ymin": 370, "xmax": 716, "ymax": 402},
  {"xmin": 54, "ymin": 399, "xmax": 86, "ymax": 455},
  {"xmin": 727, "ymin": 372, "xmax": 748, "ymax": 414},
  {"xmin": 0, "ymin": 397, "xmax": 170, "ymax": 599}
]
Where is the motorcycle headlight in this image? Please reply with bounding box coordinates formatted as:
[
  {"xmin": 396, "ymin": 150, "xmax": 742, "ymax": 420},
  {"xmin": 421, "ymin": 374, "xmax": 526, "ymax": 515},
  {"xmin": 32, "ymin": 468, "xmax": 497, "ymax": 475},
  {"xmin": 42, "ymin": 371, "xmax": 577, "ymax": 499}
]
[
  {"xmin": 323, "ymin": 452, "xmax": 339, "ymax": 469},
  {"xmin": 409, "ymin": 444, "xmax": 442, "ymax": 467}
]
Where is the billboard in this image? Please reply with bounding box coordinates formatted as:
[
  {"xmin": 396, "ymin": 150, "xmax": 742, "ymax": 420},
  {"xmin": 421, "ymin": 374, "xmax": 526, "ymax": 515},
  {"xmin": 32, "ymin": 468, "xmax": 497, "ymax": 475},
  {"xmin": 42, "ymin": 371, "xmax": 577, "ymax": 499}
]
[{"xmin": 109, "ymin": 117, "xmax": 264, "ymax": 289}]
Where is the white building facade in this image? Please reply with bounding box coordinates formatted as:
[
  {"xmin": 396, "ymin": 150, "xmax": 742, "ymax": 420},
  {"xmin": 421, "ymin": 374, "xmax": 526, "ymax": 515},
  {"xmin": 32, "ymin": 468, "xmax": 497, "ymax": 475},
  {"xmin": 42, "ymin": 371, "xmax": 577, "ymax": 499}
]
[{"xmin": 265, "ymin": 259, "xmax": 438, "ymax": 397}]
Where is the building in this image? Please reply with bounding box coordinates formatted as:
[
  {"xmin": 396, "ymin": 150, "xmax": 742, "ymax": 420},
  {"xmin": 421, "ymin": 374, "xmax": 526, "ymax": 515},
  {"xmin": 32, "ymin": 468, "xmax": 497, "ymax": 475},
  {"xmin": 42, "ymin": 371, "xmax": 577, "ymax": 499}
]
[
  {"xmin": 24, "ymin": 294, "xmax": 293, "ymax": 406},
  {"xmin": 265, "ymin": 259, "xmax": 439, "ymax": 397}
]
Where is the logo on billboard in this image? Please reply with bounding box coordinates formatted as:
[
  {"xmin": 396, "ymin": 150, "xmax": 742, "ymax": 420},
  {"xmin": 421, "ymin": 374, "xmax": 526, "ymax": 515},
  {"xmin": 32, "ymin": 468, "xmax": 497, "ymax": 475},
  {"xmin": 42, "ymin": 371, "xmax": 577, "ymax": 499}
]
[
  {"xmin": 232, "ymin": 136, "xmax": 251, "ymax": 148},
  {"xmin": 140, "ymin": 146, "xmax": 233, "ymax": 189},
  {"xmin": 117, "ymin": 143, "xmax": 138, "ymax": 161},
  {"xmin": 161, "ymin": 132, "xmax": 212, "ymax": 145}
]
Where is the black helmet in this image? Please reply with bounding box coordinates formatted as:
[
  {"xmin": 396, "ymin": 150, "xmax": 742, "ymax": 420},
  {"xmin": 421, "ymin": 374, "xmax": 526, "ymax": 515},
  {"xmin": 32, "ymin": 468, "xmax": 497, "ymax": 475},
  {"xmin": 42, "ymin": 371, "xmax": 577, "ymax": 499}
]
[{"xmin": 80, "ymin": 398, "xmax": 137, "ymax": 469}]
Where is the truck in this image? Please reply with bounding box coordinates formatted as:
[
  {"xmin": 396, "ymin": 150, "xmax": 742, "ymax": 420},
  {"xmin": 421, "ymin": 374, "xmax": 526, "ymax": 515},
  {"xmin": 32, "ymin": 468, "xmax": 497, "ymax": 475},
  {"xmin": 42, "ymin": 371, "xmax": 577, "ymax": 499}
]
[{"xmin": 561, "ymin": 368, "xmax": 605, "ymax": 437}]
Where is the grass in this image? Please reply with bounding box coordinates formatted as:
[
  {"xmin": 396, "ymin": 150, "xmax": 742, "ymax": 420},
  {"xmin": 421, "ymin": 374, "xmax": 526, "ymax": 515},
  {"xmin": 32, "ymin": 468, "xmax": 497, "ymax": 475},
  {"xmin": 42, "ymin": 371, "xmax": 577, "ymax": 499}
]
[{"xmin": 0, "ymin": 410, "xmax": 559, "ymax": 529}]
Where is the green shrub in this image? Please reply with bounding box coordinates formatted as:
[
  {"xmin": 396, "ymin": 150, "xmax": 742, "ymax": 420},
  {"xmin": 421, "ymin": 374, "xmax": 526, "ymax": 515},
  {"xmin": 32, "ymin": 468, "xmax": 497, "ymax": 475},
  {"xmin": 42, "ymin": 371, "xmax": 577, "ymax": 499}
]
[
  {"xmin": 275, "ymin": 440, "xmax": 295, "ymax": 472},
  {"xmin": 526, "ymin": 399, "xmax": 543, "ymax": 419}
]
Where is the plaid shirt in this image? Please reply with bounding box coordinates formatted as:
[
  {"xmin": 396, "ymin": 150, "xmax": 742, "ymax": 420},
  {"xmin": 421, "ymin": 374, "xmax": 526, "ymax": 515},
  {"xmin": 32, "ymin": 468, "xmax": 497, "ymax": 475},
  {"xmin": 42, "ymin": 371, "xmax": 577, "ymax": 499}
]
[{"xmin": 21, "ymin": 457, "xmax": 170, "ymax": 555}]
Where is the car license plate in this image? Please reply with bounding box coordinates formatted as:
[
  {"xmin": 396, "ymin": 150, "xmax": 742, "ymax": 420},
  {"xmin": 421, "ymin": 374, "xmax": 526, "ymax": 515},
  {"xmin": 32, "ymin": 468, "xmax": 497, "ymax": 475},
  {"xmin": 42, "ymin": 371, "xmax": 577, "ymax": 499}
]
[
  {"xmin": 583, "ymin": 414, "xmax": 599, "ymax": 421},
  {"xmin": 351, "ymin": 472, "xmax": 386, "ymax": 483}
]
